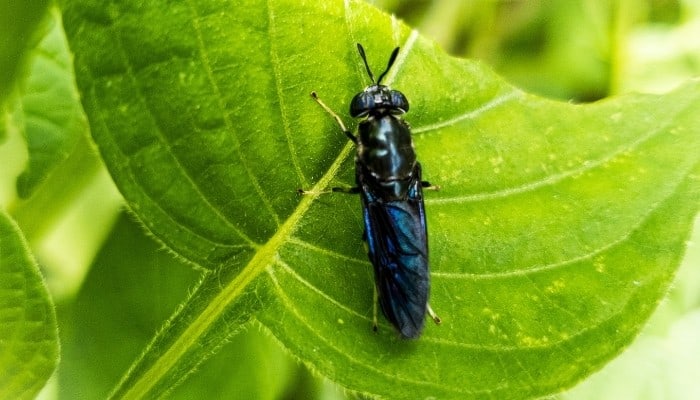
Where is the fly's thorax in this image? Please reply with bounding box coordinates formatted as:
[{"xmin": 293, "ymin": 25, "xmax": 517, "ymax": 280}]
[{"xmin": 356, "ymin": 115, "xmax": 416, "ymax": 183}]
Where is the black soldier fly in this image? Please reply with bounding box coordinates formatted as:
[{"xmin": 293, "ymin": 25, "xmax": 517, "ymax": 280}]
[{"xmin": 305, "ymin": 44, "xmax": 440, "ymax": 339}]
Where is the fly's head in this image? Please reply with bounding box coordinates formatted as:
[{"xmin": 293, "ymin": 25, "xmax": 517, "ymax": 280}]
[
  {"xmin": 349, "ymin": 44, "xmax": 409, "ymax": 118},
  {"xmin": 350, "ymin": 85, "xmax": 409, "ymax": 118}
]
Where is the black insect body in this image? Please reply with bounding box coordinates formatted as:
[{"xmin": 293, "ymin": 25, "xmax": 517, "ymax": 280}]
[{"xmin": 310, "ymin": 44, "xmax": 440, "ymax": 339}]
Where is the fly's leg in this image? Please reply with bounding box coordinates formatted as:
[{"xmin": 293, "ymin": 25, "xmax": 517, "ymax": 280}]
[
  {"xmin": 297, "ymin": 186, "xmax": 359, "ymax": 195},
  {"xmin": 332, "ymin": 186, "xmax": 360, "ymax": 194},
  {"xmin": 415, "ymin": 165, "xmax": 439, "ymax": 325},
  {"xmin": 311, "ymin": 91, "xmax": 358, "ymax": 144},
  {"xmin": 297, "ymin": 92, "xmax": 360, "ymax": 195},
  {"xmin": 296, "ymin": 188, "xmax": 331, "ymax": 195},
  {"xmin": 427, "ymin": 304, "xmax": 441, "ymax": 325},
  {"xmin": 372, "ymin": 285, "xmax": 379, "ymax": 333},
  {"xmin": 421, "ymin": 181, "xmax": 441, "ymax": 191}
]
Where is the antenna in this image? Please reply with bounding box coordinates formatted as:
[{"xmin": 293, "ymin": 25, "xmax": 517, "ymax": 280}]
[
  {"xmin": 376, "ymin": 47, "xmax": 399, "ymax": 84},
  {"xmin": 356, "ymin": 43, "xmax": 375, "ymax": 83},
  {"xmin": 356, "ymin": 44, "xmax": 401, "ymax": 85}
]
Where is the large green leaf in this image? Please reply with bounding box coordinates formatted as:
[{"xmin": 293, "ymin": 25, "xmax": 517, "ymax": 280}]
[
  {"xmin": 0, "ymin": 210, "xmax": 59, "ymax": 399},
  {"xmin": 60, "ymin": 0, "xmax": 700, "ymax": 398}
]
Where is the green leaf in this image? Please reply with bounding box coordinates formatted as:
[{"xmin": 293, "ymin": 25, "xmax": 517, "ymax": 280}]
[
  {"xmin": 561, "ymin": 214, "xmax": 700, "ymax": 399},
  {"xmin": 5, "ymin": 8, "xmax": 121, "ymax": 297},
  {"xmin": 0, "ymin": 0, "xmax": 51, "ymax": 106},
  {"xmin": 60, "ymin": 0, "xmax": 700, "ymax": 398},
  {"xmin": 563, "ymin": 283, "xmax": 700, "ymax": 399},
  {"xmin": 0, "ymin": 210, "xmax": 59, "ymax": 399},
  {"xmin": 59, "ymin": 213, "xmax": 296, "ymax": 400},
  {"xmin": 15, "ymin": 8, "xmax": 91, "ymax": 200}
]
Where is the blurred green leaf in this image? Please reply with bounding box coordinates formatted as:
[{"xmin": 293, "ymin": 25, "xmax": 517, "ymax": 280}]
[
  {"xmin": 15, "ymin": 8, "xmax": 91, "ymax": 200},
  {"xmin": 9, "ymin": 8, "xmax": 109, "ymax": 252},
  {"xmin": 59, "ymin": 0, "xmax": 700, "ymax": 398},
  {"xmin": 0, "ymin": 210, "xmax": 58, "ymax": 399},
  {"xmin": 4, "ymin": 9, "xmax": 123, "ymax": 300},
  {"xmin": 0, "ymin": 0, "xmax": 51, "ymax": 105},
  {"xmin": 562, "ymin": 310, "xmax": 700, "ymax": 400},
  {"xmin": 562, "ymin": 216, "xmax": 700, "ymax": 400},
  {"xmin": 170, "ymin": 326, "xmax": 299, "ymax": 400},
  {"xmin": 381, "ymin": 0, "xmax": 617, "ymax": 101}
]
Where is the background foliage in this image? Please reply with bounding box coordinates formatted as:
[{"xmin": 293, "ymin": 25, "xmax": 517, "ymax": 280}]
[{"xmin": 1, "ymin": 0, "xmax": 699, "ymax": 399}]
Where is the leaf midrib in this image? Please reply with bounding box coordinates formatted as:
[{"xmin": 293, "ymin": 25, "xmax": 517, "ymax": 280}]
[{"xmin": 118, "ymin": 142, "xmax": 355, "ymax": 399}]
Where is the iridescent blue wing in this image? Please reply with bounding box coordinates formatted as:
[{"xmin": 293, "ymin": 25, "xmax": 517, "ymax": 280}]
[{"xmin": 358, "ymin": 163, "xmax": 429, "ymax": 339}]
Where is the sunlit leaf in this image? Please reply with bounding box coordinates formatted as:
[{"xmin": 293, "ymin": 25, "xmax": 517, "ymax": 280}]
[{"xmin": 60, "ymin": 0, "xmax": 700, "ymax": 398}]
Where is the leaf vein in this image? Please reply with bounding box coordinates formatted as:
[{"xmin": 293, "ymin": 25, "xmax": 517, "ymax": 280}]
[
  {"xmin": 271, "ymin": 258, "xmax": 370, "ymax": 321},
  {"xmin": 426, "ymin": 92, "xmax": 689, "ymax": 206},
  {"xmin": 432, "ymin": 167, "xmax": 695, "ymax": 281},
  {"xmin": 88, "ymin": 48, "xmax": 258, "ymax": 249},
  {"xmin": 288, "ymin": 237, "xmax": 367, "ymax": 266},
  {"xmin": 432, "ymin": 227, "xmax": 629, "ymax": 280},
  {"xmin": 187, "ymin": 0, "xmax": 281, "ymax": 227},
  {"xmin": 381, "ymin": 29, "xmax": 419, "ymax": 85},
  {"xmin": 266, "ymin": 266, "xmax": 490, "ymax": 395},
  {"xmin": 266, "ymin": 0, "xmax": 308, "ymax": 187},
  {"xmin": 412, "ymin": 90, "xmax": 522, "ymax": 134}
]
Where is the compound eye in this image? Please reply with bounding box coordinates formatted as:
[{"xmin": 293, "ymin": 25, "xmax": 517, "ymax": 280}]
[
  {"xmin": 350, "ymin": 91, "xmax": 373, "ymax": 118},
  {"xmin": 390, "ymin": 90, "xmax": 409, "ymax": 114}
]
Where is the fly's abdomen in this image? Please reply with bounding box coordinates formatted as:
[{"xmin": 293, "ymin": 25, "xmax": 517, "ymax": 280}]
[{"xmin": 359, "ymin": 163, "xmax": 429, "ymax": 339}]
